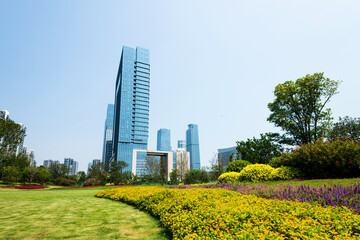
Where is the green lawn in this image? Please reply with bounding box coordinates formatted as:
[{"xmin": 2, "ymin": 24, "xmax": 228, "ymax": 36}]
[{"xmin": 0, "ymin": 187, "xmax": 170, "ymax": 240}]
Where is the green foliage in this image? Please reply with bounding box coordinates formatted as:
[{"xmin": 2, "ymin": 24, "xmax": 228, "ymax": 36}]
[
  {"xmin": 83, "ymin": 177, "xmax": 101, "ymax": 186},
  {"xmin": 0, "ymin": 118, "xmax": 26, "ymax": 163},
  {"xmin": 87, "ymin": 162, "xmax": 107, "ymax": 185},
  {"xmin": 34, "ymin": 167, "xmax": 52, "ymax": 185},
  {"xmin": 48, "ymin": 163, "xmax": 70, "ymax": 180},
  {"xmin": 54, "ymin": 177, "xmax": 76, "ymax": 186},
  {"xmin": 184, "ymin": 169, "xmax": 209, "ymax": 184},
  {"xmin": 273, "ymin": 138, "xmax": 360, "ymax": 179},
  {"xmin": 328, "ymin": 116, "xmax": 360, "ymax": 141},
  {"xmin": 218, "ymin": 172, "xmax": 241, "ymax": 183},
  {"xmin": 76, "ymin": 171, "xmax": 87, "ymax": 186},
  {"xmin": 236, "ymin": 133, "xmax": 283, "ymax": 164},
  {"xmin": 270, "ymin": 166, "xmax": 304, "ymax": 180},
  {"xmin": 109, "ymin": 161, "xmax": 128, "ymax": 185},
  {"xmin": 209, "ymin": 155, "xmax": 225, "ymax": 181},
  {"xmin": 225, "ymin": 159, "xmax": 251, "ymax": 172},
  {"xmin": 170, "ymin": 169, "xmax": 180, "ymax": 185},
  {"xmin": 239, "ymin": 164, "xmax": 275, "ymax": 182},
  {"xmin": 2, "ymin": 166, "xmax": 21, "ymax": 185},
  {"xmin": 268, "ymin": 72, "xmax": 340, "ymax": 145},
  {"xmin": 23, "ymin": 166, "xmax": 37, "ymax": 186}
]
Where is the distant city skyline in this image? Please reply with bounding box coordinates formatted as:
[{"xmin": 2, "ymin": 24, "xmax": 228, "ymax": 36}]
[
  {"xmin": 157, "ymin": 128, "xmax": 171, "ymax": 151},
  {"xmin": 186, "ymin": 124, "xmax": 200, "ymax": 170},
  {"xmin": 1, "ymin": 1, "xmax": 360, "ymax": 171}
]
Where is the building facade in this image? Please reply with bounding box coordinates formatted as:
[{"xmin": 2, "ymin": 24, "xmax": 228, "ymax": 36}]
[
  {"xmin": 102, "ymin": 104, "xmax": 114, "ymax": 171},
  {"xmin": 157, "ymin": 128, "xmax": 171, "ymax": 151},
  {"xmin": 64, "ymin": 157, "xmax": 78, "ymax": 175},
  {"xmin": 218, "ymin": 146, "xmax": 238, "ymax": 168},
  {"xmin": 177, "ymin": 140, "xmax": 186, "ymax": 149},
  {"xmin": 92, "ymin": 159, "xmax": 101, "ymax": 166},
  {"xmin": 112, "ymin": 46, "xmax": 150, "ymax": 174},
  {"xmin": 43, "ymin": 159, "xmax": 60, "ymax": 168},
  {"xmin": 186, "ymin": 124, "xmax": 200, "ymax": 170},
  {"xmin": 0, "ymin": 110, "xmax": 9, "ymax": 120}
]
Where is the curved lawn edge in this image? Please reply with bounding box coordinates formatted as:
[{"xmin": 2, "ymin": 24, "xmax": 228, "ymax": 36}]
[{"xmin": 96, "ymin": 186, "xmax": 360, "ymax": 239}]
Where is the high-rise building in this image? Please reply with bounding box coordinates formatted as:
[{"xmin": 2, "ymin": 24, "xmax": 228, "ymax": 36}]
[
  {"xmin": 92, "ymin": 159, "xmax": 101, "ymax": 166},
  {"xmin": 186, "ymin": 124, "xmax": 200, "ymax": 170},
  {"xmin": 0, "ymin": 110, "xmax": 9, "ymax": 120},
  {"xmin": 218, "ymin": 146, "xmax": 238, "ymax": 168},
  {"xmin": 64, "ymin": 158, "xmax": 78, "ymax": 175},
  {"xmin": 177, "ymin": 140, "xmax": 186, "ymax": 149},
  {"xmin": 102, "ymin": 104, "xmax": 114, "ymax": 171},
  {"xmin": 112, "ymin": 46, "xmax": 150, "ymax": 174},
  {"xmin": 43, "ymin": 159, "xmax": 59, "ymax": 168},
  {"xmin": 22, "ymin": 146, "xmax": 36, "ymax": 166},
  {"xmin": 157, "ymin": 128, "xmax": 171, "ymax": 151}
]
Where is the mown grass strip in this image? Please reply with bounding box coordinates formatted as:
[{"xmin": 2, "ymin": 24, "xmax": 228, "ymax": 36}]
[
  {"xmin": 96, "ymin": 186, "xmax": 360, "ymax": 239},
  {"xmin": 0, "ymin": 187, "xmax": 169, "ymax": 240}
]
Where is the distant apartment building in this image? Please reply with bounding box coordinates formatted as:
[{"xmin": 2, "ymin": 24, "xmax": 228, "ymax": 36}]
[
  {"xmin": 102, "ymin": 104, "xmax": 114, "ymax": 171},
  {"xmin": 22, "ymin": 145, "xmax": 36, "ymax": 166},
  {"xmin": 173, "ymin": 148, "xmax": 190, "ymax": 176},
  {"xmin": 92, "ymin": 159, "xmax": 101, "ymax": 166},
  {"xmin": 0, "ymin": 110, "xmax": 10, "ymax": 120},
  {"xmin": 218, "ymin": 146, "xmax": 238, "ymax": 168},
  {"xmin": 43, "ymin": 160, "xmax": 60, "ymax": 168},
  {"xmin": 64, "ymin": 158, "xmax": 78, "ymax": 175},
  {"xmin": 186, "ymin": 124, "xmax": 200, "ymax": 170}
]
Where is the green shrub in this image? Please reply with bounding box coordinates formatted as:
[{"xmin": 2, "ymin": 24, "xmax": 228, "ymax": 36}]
[
  {"xmin": 239, "ymin": 164, "xmax": 274, "ymax": 182},
  {"xmin": 273, "ymin": 138, "xmax": 360, "ymax": 179},
  {"xmin": 225, "ymin": 160, "xmax": 251, "ymax": 172},
  {"xmin": 270, "ymin": 166, "xmax": 304, "ymax": 180},
  {"xmin": 184, "ymin": 169, "xmax": 209, "ymax": 184},
  {"xmin": 218, "ymin": 172, "xmax": 241, "ymax": 183},
  {"xmin": 54, "ymin": 177, "xmax": 76, "ymax": 186},
  {"xmin": 83, "ymin": 177, "xmax": 101, "ymax": 186}
]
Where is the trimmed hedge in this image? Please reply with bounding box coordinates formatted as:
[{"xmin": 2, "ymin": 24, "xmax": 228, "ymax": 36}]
[
  {"xmin": 239, "ymin": 164, "xmax": 274, "ymax": 182},
  {"xmin": 218, "ymin": 172, "xmax": 241, "ymax": 183}
]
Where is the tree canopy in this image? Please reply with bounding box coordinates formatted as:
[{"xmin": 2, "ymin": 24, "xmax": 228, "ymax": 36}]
[
  {"xmin": 327, "ymin": 116, "xmax": 360, "ymax": 141},
  {"xmin": 267, "ymin": 73, "xmax": 340, "ymax": 145},
  {"xmin": 0, "ymin": 118, "xmax": 26, "ymax": 162}
]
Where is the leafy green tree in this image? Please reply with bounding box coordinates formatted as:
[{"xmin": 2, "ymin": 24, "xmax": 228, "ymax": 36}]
[
  {"xmin": 77, "ymin": 171, "xmax": 87, "ymax": 186},
  {"xmin": 209, "ymin": 154, "xmax": 225, "ymax": 181},
  {"xmin": 170, "ymin": 169, "xmax": 180, "ymax": 185},
  {"xmin": 144, "ymin": 156, "xmax": 160, "ymax": 183},
  {"xmin": 184, "ymin": 169, "xmax": 209, "ymax": 184},
  {"xmin": 48, "ymin": 163, "xmax": 70, "ymax": 180},
  {"xmin": 160, "ymin": 157, "xmax": 167, "ymax": 185},
  {"xmin": 34, "ymin": 167, "xmax": 52, "ymax": 186},
  {"xmin": 225, "ymin": 160, "xmax": 251, "ymax": 172},
  {"xmin": 327, "ymin": 116, "xmax": 360, "ymax": 141},
  {"xmin": 109, "ymin": 161, "xmax": 128, "ymax": 185},
  {"xmin": 0, "ymin": 118, "xmax": 26, "ymax": 164},
  {"xmin": 23, "ymin": 166, "xmax": 37, "ymax": 187},
  {"xmin": 236, "ymin": 133, "xmax": 283, "ymax": 164},
  {"xmin": 87, "ymin": 162, "xmax": 107, "ymax": 185},
  {"xmin": 2, "ymin": 166, "xmax": 21, "ymax": 185},
  {"xmin": 268, "ymin": 72, "xmax": 340, "ymax": 145},
  {"xmin": 0, "ymin": 153, "xmax": 30, "ymax": 180}
]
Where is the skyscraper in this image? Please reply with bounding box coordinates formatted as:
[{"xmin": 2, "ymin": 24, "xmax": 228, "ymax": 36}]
[
  {"xmin": 186, "ymin": 124, "xmax": 200, "ymax": 170},
  {"xmin": 157, "ymin": 128, "xmax": 171, "ymax": 151},
  {"xmin": 102, "ymin": 104, "xmax": 114, "ymax": 171},
  {"xmin": 64, "ymin": 158, "xmax": 78, "ymax": 175},
  {"xmin": 177, "ymin": 140, "xmax": 186, "ymax": 149},
  {"xmin": 112, "ymin": 46, "xmax": 150, "ymax": 174}
]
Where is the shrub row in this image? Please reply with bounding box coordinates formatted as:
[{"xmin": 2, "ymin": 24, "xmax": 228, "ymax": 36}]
[
  {"xmin": 270, "ymin": 138, "xmax": 360, "ymax": 179},
  {"xmin": 96, "ymin": 187, "xmax": 360, "ymax": 239},
  {"xmin": 219, "ymin": 164, "xmax": 303, "ymax": 183}
]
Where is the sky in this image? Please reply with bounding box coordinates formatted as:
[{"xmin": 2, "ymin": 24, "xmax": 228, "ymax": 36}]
[{"xmin": 1, "ymin": 0, "xmax": 360, "ymax": 172}]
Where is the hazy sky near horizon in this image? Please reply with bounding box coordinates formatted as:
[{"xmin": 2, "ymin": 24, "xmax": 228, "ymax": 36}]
[{"xmin": 1, "ymin": 0, "xmax": 360, "ymax": 171}]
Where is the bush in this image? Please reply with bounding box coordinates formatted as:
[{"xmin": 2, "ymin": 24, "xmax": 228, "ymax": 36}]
[
  {"xmin": 270, "ymin": 166, "xmax": 304, "ymax": 180},
  {"xmin": 272, "ymin": 138, "xmax": 360, "ymax": 179},
  {"xmin": 54, "ymin": 177, "xmax": 76, "ymax": 186},
  {"xmin": 83, "ymin": 177, "xmax": 101, "ymax": 186},
  {"xmin": 226, "ymin": 160, "xmax": 251, "ymax": 172},
  {"xmin": 239, "ymin": 164, "xmax": 274, "ymax": 182},
  {"xmin": 184, "ymin": 169, "xmax": 209, "ymax": 184},
  {"xmin": 218, "ymin": 172, "xmax": 241, "ymax": 183}
]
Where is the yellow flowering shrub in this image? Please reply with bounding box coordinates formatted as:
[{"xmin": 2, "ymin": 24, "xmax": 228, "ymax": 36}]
[
  {"xmin": 96, "ymin": 187, "xmax": 360, "ymax": 239},
  {"xmin": 218, "ymin": 172, "xmax": 241, "ymax": 183},
  {"xmin": 270, "ymin": 166, "xmax": 304, "ymax": 180},
  {"xmin": 239, "ymin": 164, "xmax": 274, "ymax": 182}
]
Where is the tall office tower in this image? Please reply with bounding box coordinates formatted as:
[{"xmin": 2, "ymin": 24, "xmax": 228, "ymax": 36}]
[
  {"xmin": 64, "ymin": 158, "xmax": 78, "ymax": 175},
  {"xmin": 177, "ymin": 140, "xmax": 186, "ymax": 149},
  {"xmin": 102, "ymin": 104, "xmax": 114, "ymax": 171},
  {"xmin": 157, "ymin": 128, "xmax": 171, "ymax": 151},
  {"xmin": 0, "ymin": 110, "xmax": 9, "ymax": 120},
  {"xmin": 186, "ymin": 124, "xmax": 200, "ymax": 170},
  {"xmin": 112, "ymin": 46, "xmax": 150, "ymax": 174},
  {"xmin": 92, "ymin": 159, "xmax": 101, "ymax": 166}
]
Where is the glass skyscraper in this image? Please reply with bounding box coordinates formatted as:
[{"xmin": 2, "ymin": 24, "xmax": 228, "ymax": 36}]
[
  {"xmin": 112, "ymin": 46, "xmax": 150, "ymax": 174},
  {"xmin": 157, "ymin": 128, "xmax": 171, "ymax": 151},
  {"xmin": 102, "ymin": 104, "xmax": 114, "ymax": 171},
  {"xmin": 177, "ymin": 140, "xmax": 186, "ymax": 149},
  {"xmin": 186, "ymin": 124, "xmax": 200, "ymax": 170}
]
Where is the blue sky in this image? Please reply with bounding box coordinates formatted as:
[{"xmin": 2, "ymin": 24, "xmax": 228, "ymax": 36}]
[{"xmin": 1, "ymin": 0, "xmax": 360, "ymax": 172}]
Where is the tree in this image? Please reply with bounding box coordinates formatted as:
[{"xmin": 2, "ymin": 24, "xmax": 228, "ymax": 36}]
[
  {"xmin": 184, "ymin": 169, "xmax": 209, "ymax": 184},
  {"xmin": 48, "ymin": 163, "xmax": 70, "ymax": 180},
  {"xmin": 144, "ymin": 156, "xmax": 160, "ymax": 182},
  {"xmin": 175, "ymin": 152, "xmax": 189, "ymax": 182},
  {"xmin": 170, "ymin": 169, "xmax": 180, "ymax": 185},
  {"xmin": 0, "ymin": 118, "xmax": 26, "ymax": 164},
  {"xmin": 23, "ymin": 166, "xmax": 37, "ymax": 187},
  {"xmin": 236, "ymin": 133, "xmax": 283, "ymax": 164},
  {"xmin": 327, "ymin": 116, "xmax": 360, "ymax": 141},
  {"xmin": 160, "ymin": 156, "xmax": 167, "ymax": 185},
  {"xmin": 268, "ymin": 73, "xmax": 340, "ymax": 145},
  {"xmin": 2, "ymin": 166, "xmax": 21, "ymax": 185},
  {"xmin": 77, "ymin": 171, "xmax": 87, "ymax": 186},
  {"xmin": 209, "ymin": 154, "xmax": 225, "ymax": 181},
  {"xmin": 87, "ymin": 162, "xmax": 107, "ymax": 185},
  {"xmin": 109, "ymin": 160, "xmax": 128, "ymax": 185},
  {"xmin": 34, "ymin": 167, "xmax": 52, "ymax": 186}
]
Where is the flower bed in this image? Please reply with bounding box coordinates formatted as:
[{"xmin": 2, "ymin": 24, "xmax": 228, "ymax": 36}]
[
  {"xmin": 96, "ymin": 186, "xmax": 360, "ymax": 239},
  {"xmin": 172, "ymin": 183, "xmax": 360, "ymax": 214},
  {"xmin": 68, "ymin": 184, "xmax": 137, "ymax": 188},
  {"xmin": 15, "ymin": 185, "xmax": 47, "ymax": 189}
]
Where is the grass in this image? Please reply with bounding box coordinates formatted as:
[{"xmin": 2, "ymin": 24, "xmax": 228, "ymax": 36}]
[{"xmin": 0, "ymin": 186, "xmax": 170, "ymax": 240}]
